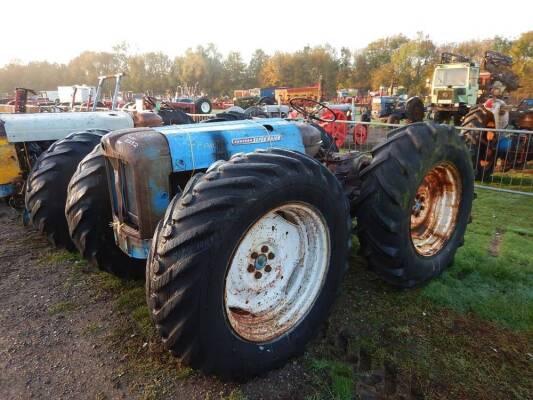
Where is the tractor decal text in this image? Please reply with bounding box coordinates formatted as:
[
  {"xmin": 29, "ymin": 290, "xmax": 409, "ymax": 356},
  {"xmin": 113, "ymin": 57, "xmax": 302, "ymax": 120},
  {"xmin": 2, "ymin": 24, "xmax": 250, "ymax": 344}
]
[{"xmin": 231, "ymin": 135, "xmax": 282, "ymax": 146}]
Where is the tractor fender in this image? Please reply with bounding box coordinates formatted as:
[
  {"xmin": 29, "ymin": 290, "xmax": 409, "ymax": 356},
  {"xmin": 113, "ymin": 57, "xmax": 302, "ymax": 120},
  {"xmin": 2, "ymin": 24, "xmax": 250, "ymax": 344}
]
[{"xmin": 2, "ymin": 111, "xmax": 134, "ymax": 143}]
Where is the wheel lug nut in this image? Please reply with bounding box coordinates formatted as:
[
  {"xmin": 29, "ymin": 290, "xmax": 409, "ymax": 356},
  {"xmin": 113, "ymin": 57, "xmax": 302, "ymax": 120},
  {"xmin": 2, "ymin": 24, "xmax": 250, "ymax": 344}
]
[
  {"xmin": 254, "ymin": 271, "xmax": 262, "ymax": 279},
  {"xmin": 265, "ymin": 265, "xmax": 272, "ymax": 272},
  {"xmin": 251, "ymin": 252, "xmax": 258, "ymax": 259},
  {"xmin": 247, "ymin": 264, "xmax": 255, "ymax": 273},
  {"xmin": 261, "ymin": 245, "xmax": 269, "ymax": 253},
  {"xmin": 268, "ymin": 252, "xmax": 275, "ymax": 260}
]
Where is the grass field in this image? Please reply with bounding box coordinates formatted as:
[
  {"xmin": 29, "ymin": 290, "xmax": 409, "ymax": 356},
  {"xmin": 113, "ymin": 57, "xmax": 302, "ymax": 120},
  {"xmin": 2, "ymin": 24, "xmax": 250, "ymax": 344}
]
[
  {"xmin": 69, "ymin": 189, "xmax": 532, "ymax": 399},
  {"xmin": 305, "ymin": 188, "xmax": 533, "ymax": 399}
]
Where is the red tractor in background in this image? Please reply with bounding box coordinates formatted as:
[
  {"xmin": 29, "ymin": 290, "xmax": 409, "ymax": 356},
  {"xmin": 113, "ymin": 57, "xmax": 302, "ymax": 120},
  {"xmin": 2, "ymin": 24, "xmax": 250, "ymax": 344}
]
[
  {"xmin": 289, "ymin": 100, "xmax": 369, "ymax": 149},
  {"xmin": 319, "ymin": 104, "xmax": 368, "ymax": 147}
]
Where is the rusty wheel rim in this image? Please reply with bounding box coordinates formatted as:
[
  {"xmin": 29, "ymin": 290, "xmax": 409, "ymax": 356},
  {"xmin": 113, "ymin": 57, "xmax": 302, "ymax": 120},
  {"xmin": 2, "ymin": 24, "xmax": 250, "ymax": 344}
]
[
  {"xmin": 224, "ymin": 202, "xmax": 330, "ymax": 343},
  {"xmin": 410, "ymin": 162, "xmax": 461, "ymax": 257}
]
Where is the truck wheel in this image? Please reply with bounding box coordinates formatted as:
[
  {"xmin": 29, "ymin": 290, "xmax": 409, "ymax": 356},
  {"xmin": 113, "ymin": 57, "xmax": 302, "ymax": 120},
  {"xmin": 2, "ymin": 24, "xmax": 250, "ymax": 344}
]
[
  {"xmin": 65, "ymin": 145, "xmax": 145, "ymax": 279},
  {"xmin": 194, "ymin": 97, "xmax": 212, "ymax": 114},
  {"xmin": 146, "ymin": 149, "xmax": 351, "ymax": 379},
  {"xmin": 356, "ymin": 122, "xmax": 474, "ymax": 287},
  {"xmin": 461, "ymin": 107, "xmax": 497, "ymax": 180},
  {"xmin": 25, "ymin": 130, "xmax": 107, "ymax": 249}
]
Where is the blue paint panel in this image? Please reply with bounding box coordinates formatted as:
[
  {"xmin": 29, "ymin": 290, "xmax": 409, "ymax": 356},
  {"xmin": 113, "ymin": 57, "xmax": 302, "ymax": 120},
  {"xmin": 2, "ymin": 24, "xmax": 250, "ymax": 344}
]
[
  {"xmin": 154, "ymin": 119, "xmax": 305, "ymax": 172},
  {"xmin": 148, "ymin": 178, "xmax": 169, "ymax": 216},
  {"xmin": 0, "ymin": 184, "xmax": 14, "ymax": 198},
  {"xmin": 129, "ymin": 241, "xmax": 151, "ymax": 259}
]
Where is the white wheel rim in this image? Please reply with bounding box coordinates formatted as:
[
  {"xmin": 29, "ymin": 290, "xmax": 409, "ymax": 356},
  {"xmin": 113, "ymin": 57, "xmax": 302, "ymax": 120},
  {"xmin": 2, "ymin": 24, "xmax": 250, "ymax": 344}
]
[
  {"xmin": 200, "ymin": 102, "xmax": 210, "ymax": 113},
  {"xmin": 224, "ymin": 202, "xmax": 330, "ymax": 343}
]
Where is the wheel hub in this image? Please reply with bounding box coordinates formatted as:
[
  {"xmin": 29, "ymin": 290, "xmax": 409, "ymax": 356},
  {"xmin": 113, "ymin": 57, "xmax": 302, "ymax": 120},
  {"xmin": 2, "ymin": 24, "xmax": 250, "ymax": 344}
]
[
  {"xmin": 254, "ymin": 253, "xmax": 268, "ymax": 270},
  {"xmin": 225, "ymin": 203, "xmax": 330, "ymax": 343},
  {"xmin": 410, "ymin": 162, "xmax": 462, "ymax": 257}
]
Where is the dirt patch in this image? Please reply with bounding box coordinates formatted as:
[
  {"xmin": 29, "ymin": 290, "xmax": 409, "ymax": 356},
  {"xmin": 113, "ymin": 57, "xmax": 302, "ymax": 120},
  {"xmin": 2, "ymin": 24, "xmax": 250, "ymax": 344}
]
[
  {"xmin": 0, "ymin": 206, "xmax": 137, "ymax": 399},
  {"xmin": 0, "ymin": 204, "xmax": 313, "ymax": 400},
  {"xmin": 488, "ymin": 228, "xmax": 504, "ymax": 257}
]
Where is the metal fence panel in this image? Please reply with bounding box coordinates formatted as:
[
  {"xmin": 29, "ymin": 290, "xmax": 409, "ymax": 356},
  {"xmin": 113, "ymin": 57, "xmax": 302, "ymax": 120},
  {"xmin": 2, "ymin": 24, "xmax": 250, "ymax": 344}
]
[{"xmin": 328, "ymin": 119, "xmax": 533, "ymax": 195}]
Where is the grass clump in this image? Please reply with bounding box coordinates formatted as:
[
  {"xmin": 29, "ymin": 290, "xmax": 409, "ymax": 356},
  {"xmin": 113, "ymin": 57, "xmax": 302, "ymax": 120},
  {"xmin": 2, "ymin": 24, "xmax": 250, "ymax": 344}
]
[{"xmin": 47, "ymin": 300, "xmax": 77, "ymax": 315}]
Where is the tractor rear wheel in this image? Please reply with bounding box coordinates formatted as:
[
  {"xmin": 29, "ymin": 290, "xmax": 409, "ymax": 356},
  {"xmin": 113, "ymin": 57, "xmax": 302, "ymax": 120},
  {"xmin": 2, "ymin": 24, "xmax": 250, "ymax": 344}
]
[
  {"xmin": 461, "ymin": 107, "xmax": 497, "ymax": 181},
  {"xmin": 356, "ymin": 122, "xmax": 474, "ymax": 287},
  {"xmin": 65, "ymin": 145, "xmax": 145, "ymax": 279},
  {"xmin": 146, "ymin": 149, "xmax": 351, "ymax": 379},
  {"xmin": 25, "ymin": 130, "xmax": 106, "ymax": 249}
]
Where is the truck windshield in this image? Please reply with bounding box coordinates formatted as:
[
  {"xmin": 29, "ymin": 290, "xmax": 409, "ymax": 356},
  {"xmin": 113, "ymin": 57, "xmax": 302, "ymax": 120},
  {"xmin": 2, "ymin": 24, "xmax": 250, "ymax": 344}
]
[{"xmin": 433, "ymin": 67, "xmax": 468, "ymax": 87}]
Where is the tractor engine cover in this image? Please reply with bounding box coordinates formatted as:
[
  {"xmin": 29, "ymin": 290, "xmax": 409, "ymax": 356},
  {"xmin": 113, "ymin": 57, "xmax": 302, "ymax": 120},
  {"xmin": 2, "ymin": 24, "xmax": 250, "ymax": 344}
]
[{"xmin": 102, "ymin": 118, "xmax": 321, "ymax": 259}]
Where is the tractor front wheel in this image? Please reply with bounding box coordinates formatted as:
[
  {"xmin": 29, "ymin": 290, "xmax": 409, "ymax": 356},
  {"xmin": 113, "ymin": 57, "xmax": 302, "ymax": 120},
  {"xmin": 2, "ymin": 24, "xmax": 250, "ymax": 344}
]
[
  {"xmin": 65, "ymin": 145, "xmax": 145, "ymax": 279},
  {"xmin": 146, "ymin": 149, "xmax": 351, "ymax": 379},
  {"xmin": 25, "ymin": 130, "xmax": 106, "ymax": 249},
  {"xmin": 356, "ymin": 122, "xmax": 474, "ymax": 287}
]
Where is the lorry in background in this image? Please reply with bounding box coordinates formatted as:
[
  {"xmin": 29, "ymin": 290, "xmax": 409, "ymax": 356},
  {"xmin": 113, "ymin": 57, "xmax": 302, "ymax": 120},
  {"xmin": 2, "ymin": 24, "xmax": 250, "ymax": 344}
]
[{"xmin": 430, "ymin": 51, "xmax": 519, "ymax": 124}]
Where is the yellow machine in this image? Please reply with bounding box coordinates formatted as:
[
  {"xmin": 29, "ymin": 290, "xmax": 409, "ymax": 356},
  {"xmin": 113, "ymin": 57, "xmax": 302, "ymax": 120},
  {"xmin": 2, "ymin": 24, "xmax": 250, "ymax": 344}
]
[{"xmin": 0, "ymin": 135, "xmax": 22, "ymax": 198}]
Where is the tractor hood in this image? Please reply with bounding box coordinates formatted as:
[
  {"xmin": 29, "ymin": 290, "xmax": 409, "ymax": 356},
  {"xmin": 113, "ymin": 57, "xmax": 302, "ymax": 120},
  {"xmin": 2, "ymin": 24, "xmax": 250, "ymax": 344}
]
[
  {"xmin": 154, "ymin": 118, "xmax": 309, "ymax": 172},
  {"xmin": 0, "ymin": 111, "xmax": 133, "ymax": 143}
]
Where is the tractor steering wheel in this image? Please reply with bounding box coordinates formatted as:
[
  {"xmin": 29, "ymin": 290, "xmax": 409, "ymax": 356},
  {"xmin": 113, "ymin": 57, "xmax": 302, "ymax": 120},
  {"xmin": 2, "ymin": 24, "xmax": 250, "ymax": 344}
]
[{"xmin": 289, "ymin": 98, "xmax": 337, "ymax": 123}]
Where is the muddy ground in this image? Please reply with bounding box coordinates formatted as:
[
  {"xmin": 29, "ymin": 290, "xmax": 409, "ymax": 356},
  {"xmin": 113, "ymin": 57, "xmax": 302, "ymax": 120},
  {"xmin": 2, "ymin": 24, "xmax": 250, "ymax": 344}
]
[
  {"xmin": 2, "ymin": 192, "xmax": 531, "ymax": 400},
  {"xmin": 0, "ymin": 204, "xmax": 320, "ymax": 400}
]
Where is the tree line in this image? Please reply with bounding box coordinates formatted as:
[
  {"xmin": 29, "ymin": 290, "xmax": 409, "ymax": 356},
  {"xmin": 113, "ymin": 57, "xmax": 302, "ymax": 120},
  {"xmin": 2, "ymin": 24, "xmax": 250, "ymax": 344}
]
[{"xmin": 1, "ymin": 31, "xmax": 531, "ymax": 99}]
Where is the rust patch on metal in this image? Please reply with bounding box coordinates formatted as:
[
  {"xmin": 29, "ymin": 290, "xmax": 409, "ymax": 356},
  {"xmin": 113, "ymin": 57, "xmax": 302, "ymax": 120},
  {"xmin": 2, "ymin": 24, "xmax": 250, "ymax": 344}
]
[{"xmin": 410, "ymin": 162, "xmax": 462, "ymax": 257}]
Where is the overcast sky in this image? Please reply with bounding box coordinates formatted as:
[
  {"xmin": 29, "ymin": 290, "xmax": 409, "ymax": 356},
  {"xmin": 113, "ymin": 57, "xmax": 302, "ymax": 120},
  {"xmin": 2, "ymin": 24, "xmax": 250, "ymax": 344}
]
[{"xmin": 2, "ymin": 0, "xmax": 531, "ymax": 66}]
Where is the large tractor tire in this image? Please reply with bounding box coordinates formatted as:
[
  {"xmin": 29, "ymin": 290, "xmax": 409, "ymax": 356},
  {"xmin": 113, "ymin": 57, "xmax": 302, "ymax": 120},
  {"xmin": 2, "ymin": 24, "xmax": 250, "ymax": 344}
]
[
  {"xmin": 461, "ymin": 106, "xmax": 497, "ymax": 181},
  {"xmin": 65, "ymin": 145, "xmax": 145, "ymax": 279},
  {"xmin": 203, "ymin": 110, "xmax": 251, "ymax": 123},
  {"xmin": 146, "ymin": 149, "xmax": 351, "ymax": 379},
  {"xmin": 194, "ymin": 97, "xmax": 212, "ymax": 114},
  {"xmin": 25, "ymin": 130, "xmax": 106, "ymax": 249},
  {"xmin": 158, "ymin": 108, "xmax": 194, "ymax": 125},
  {"xmin": 356, "ymin": 122, "xmax": 474, "ymax": 288}
]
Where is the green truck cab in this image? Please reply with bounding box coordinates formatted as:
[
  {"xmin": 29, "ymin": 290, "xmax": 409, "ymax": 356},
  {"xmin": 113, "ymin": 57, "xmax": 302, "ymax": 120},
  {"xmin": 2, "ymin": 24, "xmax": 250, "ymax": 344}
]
[{"xmin": 430, "ymin": 56, "xmax": 479, "ymax": 124}]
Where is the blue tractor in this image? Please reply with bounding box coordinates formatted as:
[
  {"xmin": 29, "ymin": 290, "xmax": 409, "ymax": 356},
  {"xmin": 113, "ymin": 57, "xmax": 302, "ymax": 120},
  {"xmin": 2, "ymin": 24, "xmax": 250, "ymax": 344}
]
[{"xmin": 25, "ymin": 98, "xmax": 474, "ymax": 379}]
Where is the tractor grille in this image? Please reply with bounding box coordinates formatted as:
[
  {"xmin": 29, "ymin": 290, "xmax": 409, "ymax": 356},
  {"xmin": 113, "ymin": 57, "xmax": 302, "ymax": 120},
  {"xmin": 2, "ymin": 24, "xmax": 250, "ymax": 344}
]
[
  {"xmin": 120, "ymin": 161, "xmax": 139, "ymax": 227},
  {"xmin": 437, "ymin": 90, "xmax": 454, "ymax": 102},
  {"xmin": 105, "ymin": 158, "xmax": 139, "ymax": 229}
]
